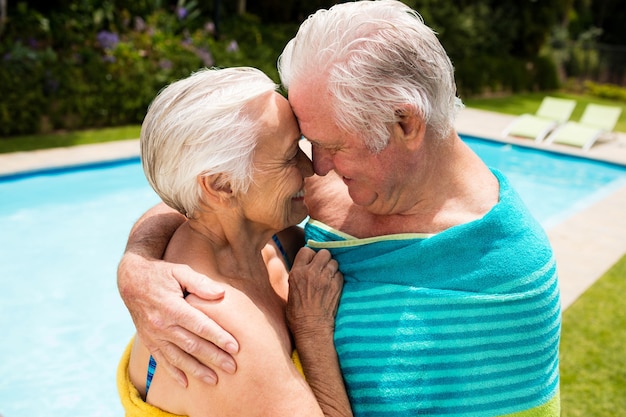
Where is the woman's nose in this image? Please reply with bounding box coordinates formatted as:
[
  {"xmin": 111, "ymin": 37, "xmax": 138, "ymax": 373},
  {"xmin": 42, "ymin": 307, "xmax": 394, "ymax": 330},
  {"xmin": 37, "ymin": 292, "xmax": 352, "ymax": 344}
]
[{"xmin": 297, "ymin": 149, "xmax": 314, "ymax": 178}]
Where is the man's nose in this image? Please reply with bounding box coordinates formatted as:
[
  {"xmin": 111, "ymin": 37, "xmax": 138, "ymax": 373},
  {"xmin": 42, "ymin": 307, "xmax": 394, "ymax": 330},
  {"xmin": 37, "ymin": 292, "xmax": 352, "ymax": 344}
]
[{"xmin": 311, "ymin": 146, "xmax": 334, "ymax": 176}]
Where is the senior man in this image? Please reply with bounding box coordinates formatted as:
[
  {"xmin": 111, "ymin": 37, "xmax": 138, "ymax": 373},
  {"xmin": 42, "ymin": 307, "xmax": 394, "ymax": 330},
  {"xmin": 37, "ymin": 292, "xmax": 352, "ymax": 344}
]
[{"xmin": 118, "ymin": 1, "xmax": 560, "ymax": 416}]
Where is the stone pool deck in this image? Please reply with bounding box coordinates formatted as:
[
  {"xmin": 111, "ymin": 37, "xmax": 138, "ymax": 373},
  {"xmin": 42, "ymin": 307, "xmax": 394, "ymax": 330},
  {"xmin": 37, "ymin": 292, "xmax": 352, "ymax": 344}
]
[{"xmin": 1, "ymin": 107, "xmax": 625, "ymax": 309}]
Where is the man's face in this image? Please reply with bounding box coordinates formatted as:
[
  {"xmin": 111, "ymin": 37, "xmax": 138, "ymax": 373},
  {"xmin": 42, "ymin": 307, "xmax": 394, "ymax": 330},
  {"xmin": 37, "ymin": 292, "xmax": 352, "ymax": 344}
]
[{"xmin": 288, "ymin": 79, "xmax": 416, "ymax": 215}]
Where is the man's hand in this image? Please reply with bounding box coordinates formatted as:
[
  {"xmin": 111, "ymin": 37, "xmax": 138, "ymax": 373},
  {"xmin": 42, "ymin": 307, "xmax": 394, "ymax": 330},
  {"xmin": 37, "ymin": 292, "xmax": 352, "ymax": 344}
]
[
  {"xmin": 117, "ymin": 203, "xmax": 240, "ymax": 386},
  {"xmin": 118, "ymin": 251, "xmax": 239, "ymax": 387}
]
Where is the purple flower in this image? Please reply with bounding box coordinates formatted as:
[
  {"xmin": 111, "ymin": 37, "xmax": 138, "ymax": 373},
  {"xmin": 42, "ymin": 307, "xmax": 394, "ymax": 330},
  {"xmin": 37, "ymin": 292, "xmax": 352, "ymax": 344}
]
[
  {"xmin": 102, "ymin": 54, "xmax": 117, "ymax": 63},
  {"xmin": 226, "ymin": 40, "xmax": 239, "ymax": 53},
  {"xmin": 159, "ymin": 59, "xmax": 173, "ymax": 70},
  {"xmin": 195, "ymin": 48, "xmax": 214, "ymax": 67},
  {"xmin": 204, "ymin": 22, "xmax": 215, "ymax": 34},
  {"xmin": 97, "ymin": 31, "xmax": 119, "ymax": 50},
  {"xmin": 134, "ymin": 16, "xmax": 147, "ymax": 32},
  {"xmin": 176, "ymin": 6, "xmax": 187, "ymax": 20}
]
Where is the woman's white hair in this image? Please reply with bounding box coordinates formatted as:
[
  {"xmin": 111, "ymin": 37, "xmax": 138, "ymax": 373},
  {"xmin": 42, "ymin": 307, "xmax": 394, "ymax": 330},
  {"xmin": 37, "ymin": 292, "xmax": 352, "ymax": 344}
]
[
  {"xmin": 278, "ymin": 0, "xmax": 463, "ymax": 152},
  {"xmin": 140, "ymin": 67, "xmax": 278, "ymax": 217}
]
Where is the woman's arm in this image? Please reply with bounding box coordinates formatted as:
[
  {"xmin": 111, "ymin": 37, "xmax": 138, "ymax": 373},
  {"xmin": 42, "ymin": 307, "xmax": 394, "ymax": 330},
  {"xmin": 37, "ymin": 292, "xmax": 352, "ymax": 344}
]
[
  {"xmin": 287, "ymin": 248, "xmax": 353, "ymax": 417},
  {"xmin": 117, "ymin": 202, "xmax": 239, "ymax": 386}
]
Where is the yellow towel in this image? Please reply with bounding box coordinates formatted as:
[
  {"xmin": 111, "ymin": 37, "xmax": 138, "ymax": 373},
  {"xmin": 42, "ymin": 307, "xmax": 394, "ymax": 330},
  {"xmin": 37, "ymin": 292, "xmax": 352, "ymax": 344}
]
[
  {"xmin": 117, "ymin": 337, "xmax": 305, "ymax": 417},
  {"xmin": 291, "ymin": 349, "xmax": 304, "ymax": 377},
  {"xmin": 116, "ymin": 337, "xmax": 185, "ymax": 417}
]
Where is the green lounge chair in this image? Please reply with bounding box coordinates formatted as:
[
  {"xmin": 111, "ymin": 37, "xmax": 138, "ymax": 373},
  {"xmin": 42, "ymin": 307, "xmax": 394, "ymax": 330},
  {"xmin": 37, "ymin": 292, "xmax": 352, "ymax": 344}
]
[
  {"xmin": 503, "ymin": 97, "xmax": 577, "ymax": 142},
  {"xmin": 545, "ymin": 104, "xmax": 622, "ymax": 151}
]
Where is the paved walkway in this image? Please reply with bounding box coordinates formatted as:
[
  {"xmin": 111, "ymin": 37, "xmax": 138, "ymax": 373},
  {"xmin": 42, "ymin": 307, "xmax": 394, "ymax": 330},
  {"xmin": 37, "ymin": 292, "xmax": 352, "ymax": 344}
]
[{"xmin": 1, "ymin": 108, "xmax": 625, "ymax": 309}]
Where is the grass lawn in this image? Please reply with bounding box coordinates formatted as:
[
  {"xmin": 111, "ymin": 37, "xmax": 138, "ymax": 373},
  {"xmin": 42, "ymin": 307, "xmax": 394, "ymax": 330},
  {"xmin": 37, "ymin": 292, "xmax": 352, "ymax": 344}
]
[
  {"xmin": 0, "ymin": 125, "xmax": 141, "ymax": 154},
  {"xmin": 559, "ymin": 254, "xmax": 626, "ymax": 416},
  {"xmin": 464, "ymin": 92, "xmax": 626, "ymax": 133}
]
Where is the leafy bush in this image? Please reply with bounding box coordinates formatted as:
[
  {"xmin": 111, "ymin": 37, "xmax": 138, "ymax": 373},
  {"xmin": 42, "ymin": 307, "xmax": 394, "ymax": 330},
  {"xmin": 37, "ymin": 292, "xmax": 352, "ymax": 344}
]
[
  {"xmin": 0, "ymin": 3, "xmax": 297, "ymax": 137},
  {"xmin": 455, "ymin": 54, "xmax": 559, "ymax": 98},
  {"xmin": 0, "ymin": 1, "xmax": 561, "ymax": 136},
  {"xmin": 533, "ymin": 55, "xmax": 560, "ymax": 90},
  {"xmin": 0, "ymin": 42, "xmax": 56, "ymax": 135},
  {"xmin": 584, "ymin": 80, "xmax": 626, "ymax": 102}
]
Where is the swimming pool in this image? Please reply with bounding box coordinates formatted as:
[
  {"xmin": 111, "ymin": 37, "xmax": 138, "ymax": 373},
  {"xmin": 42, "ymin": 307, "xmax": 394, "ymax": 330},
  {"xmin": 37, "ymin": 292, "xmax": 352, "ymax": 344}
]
[
  {"xmin": 1, "ymin": 137, "xmax": 625, "ymax": 417},
  {"xmin": 464, "ymin": 136, "xmax": 626, "ymax": 228}
]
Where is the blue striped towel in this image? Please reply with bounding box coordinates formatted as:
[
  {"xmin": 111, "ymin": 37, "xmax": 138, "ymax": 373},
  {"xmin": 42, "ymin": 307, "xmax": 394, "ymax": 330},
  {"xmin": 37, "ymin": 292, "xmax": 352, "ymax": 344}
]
[{"xmin": 305, "ymin": 169, "xmax": 561, "ymax": 416}]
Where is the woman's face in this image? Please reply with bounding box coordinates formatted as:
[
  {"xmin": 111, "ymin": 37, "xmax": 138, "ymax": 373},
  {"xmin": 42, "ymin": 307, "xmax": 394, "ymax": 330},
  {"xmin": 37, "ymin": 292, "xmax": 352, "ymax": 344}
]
[{"xmin": 240, "ymin": 92, "xmax": 313, "ymax": 231}]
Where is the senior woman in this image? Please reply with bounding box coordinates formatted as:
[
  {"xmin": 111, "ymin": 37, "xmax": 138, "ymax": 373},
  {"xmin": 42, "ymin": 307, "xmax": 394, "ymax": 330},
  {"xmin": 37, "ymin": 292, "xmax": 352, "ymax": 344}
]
[{"xmin": 116, "ymin": 67, "xmax": 352, "ymax": 417}]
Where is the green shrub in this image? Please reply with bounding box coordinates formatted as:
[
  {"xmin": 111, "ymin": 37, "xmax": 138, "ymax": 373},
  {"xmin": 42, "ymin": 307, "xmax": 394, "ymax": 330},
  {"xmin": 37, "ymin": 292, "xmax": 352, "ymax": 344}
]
[
  {"xmin": 456, "ymin": 54, "xmax": 559, "ymax": 98},
  {"xmin": 584, "ymin": 80, "xmax": 626, "ymax": 102},
  {"xmin": 532, "ymin": 55, "xmax": 560, "ymax": 91},
  {"xmin": 0, "ymin": 43, "xmax": 56, "ymax": 135},
  {"xmin": 0, "ymin": 2, "xmax": 561, "ymax": 136},
  {"xmin": 0, "ymin": 5, "xmax": 297, "ymax": 137}
]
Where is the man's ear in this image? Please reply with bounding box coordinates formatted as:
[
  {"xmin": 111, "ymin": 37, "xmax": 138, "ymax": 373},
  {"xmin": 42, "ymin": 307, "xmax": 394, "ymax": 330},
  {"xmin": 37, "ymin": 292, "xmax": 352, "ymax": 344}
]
[
  {"xmin": 394, "ymin": 106, "xmax": 425, "ymax": 151},
  {"xmin": 198, "ymin": 174, "xmax": 234, "ymax": 205}
]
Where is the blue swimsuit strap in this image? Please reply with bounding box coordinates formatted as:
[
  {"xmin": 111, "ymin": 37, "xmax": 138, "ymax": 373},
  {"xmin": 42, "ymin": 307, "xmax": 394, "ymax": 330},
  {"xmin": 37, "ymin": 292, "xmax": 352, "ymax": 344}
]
[
  {"xmin": 271, "ymin": 234, "xmax": 291, "ymax": 269},
  {"xmin": 145, "ymin": 355, "xmax": 157, "ymax": 396},
  {"xmin": 145, "ymin": 235, "xmax": 289, "ymax": 394}
]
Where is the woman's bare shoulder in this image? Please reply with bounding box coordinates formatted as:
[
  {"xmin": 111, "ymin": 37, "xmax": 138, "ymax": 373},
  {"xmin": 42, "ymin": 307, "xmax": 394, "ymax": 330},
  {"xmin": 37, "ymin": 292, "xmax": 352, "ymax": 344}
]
[{"xmin": 181, "ymin": 290, "xmax": 323, "ymax": 416}]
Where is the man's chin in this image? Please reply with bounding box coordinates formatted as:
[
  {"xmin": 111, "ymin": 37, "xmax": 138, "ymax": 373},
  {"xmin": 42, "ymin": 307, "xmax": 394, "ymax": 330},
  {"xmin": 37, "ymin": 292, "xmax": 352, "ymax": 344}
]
[{"xmin": 347, "ymin": 189, "xmax": 375, "ymax": 209}]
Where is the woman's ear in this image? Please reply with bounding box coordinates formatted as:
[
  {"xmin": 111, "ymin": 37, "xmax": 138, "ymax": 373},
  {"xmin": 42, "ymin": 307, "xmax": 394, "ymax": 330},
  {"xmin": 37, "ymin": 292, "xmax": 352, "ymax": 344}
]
[
  {"xmin": 198, "ymin": 174, "xmax": 234, "ymax": 205},
  {"xmin": 394, "ymin": 106, "xmax": 426, "ymax": 151}
]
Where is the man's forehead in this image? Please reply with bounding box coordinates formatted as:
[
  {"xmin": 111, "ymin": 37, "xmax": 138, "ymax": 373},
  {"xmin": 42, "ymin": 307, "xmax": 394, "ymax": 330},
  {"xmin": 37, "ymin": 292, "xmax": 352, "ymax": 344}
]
[
  {"xmin": 288, "ymin": 77, "xmax": 330, "ymax": 115},
  {"xmin": 287, "ymin": 89, "xmax": 310, "ymax": 121},
  {"xmin": 288, "ymin": 97, "xmax": 319, "ymax": 137},
  {"xmin": 286, "ymin": 77, "xmax": 342, "ymax": 146}
]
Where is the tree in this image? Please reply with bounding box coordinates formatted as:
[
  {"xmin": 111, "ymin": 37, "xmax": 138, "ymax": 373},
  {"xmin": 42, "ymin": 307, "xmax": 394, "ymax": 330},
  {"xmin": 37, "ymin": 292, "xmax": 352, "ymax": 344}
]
[
  {"xmin": 592, "ymin": 0, "xmax": 626, "ymax": 45},
  {"xmin": 0, "ymin": 0, "xmax": 6, "ymax": 37}
]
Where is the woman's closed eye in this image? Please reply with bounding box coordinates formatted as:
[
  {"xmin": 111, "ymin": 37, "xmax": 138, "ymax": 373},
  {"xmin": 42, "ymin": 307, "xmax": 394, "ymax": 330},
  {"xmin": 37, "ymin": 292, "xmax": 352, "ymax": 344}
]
[{"xmin": 286, "ymin": 147, "xmax": 301, "ymax": 163}]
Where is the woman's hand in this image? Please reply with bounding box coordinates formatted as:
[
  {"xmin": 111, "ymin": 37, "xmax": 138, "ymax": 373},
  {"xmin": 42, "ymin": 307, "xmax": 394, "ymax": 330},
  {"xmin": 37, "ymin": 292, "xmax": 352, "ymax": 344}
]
[
  {"xmin": 286, "ymin": 247, "xmax": 352, "ymax": 417},
  {"xmin": 286, "ymin": 248, "xmax": 343, "ymax": 339}
]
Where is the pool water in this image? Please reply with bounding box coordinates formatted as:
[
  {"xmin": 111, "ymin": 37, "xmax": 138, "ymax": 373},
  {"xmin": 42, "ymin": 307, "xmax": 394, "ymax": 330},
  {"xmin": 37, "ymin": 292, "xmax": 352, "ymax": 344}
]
[
  {"xmin": 1, "ymin": 138, "xmax": 625, "ymax": 417},
  {"xmin": 465, "ymin": 137, "xmax": 626, "ymax": 228},
  {"xmin": 0, "ymin": 160, "xmax": 159, "ymax": 417}
]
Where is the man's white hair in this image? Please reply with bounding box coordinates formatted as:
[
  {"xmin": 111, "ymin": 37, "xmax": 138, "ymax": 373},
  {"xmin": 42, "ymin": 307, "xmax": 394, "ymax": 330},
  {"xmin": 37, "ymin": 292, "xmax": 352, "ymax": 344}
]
[{"xmin": 279, "ymin": 0, "xmax": 463, "ymax": 152}]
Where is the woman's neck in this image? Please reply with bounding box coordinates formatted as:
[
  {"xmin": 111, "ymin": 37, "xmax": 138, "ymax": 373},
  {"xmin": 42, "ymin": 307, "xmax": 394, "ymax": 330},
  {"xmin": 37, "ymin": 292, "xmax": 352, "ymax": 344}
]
[{"xmin": 166, "ymin": 214, "xmax": 274, "ymax": 284}]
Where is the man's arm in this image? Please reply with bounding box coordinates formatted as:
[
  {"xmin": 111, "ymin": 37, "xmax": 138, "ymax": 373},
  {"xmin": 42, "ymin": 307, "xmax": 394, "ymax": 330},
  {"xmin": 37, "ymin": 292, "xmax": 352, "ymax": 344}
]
[{"xmin": 117, "ymin": 202, "xmax": 239, "ymax": 386}]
